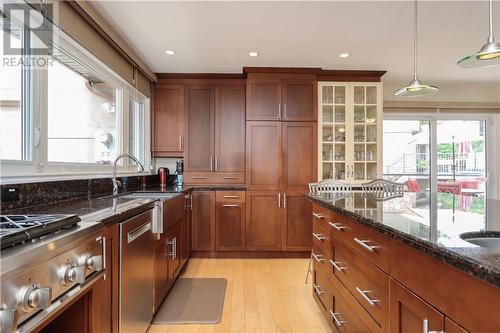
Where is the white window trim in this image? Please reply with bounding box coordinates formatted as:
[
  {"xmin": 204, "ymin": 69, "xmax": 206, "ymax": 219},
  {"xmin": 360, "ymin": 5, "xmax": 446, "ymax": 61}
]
[
  {"xmin": 383, "ymin": 112, "xmax": 497, "ymax": 199},
  {"xmin": 1, "ymin": 27, "xmax": 152, "ymax": 184}
]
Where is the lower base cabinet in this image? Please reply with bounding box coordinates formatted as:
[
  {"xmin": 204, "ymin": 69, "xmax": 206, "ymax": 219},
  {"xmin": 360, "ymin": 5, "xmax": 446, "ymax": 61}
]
[
  {"xmin": 192, "ymin": 191, "xmax": 216, "ymax": 251},
  {"xmin": 282, "ymin": 191, "xmax": 312, "ymax": 251},
  {"xmin": 245, "ymin": 191, "xmax": 282, "ymax": 251},
  {"xmin": 216, "ymin": 198, "xmax": 245, "ymax": 251}
]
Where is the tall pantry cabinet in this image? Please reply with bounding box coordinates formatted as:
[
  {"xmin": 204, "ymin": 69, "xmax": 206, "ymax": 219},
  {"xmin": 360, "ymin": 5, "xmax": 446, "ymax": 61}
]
[{"xmin": 245, "ymin": 72, "xmax": 317, "ymax": 252}]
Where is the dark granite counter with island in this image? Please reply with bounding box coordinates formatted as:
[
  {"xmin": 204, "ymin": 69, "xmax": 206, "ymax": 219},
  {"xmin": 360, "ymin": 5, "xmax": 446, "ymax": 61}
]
[{"xmin": 307, "ymin": 191, "xmax": 500, "ymax": 287}]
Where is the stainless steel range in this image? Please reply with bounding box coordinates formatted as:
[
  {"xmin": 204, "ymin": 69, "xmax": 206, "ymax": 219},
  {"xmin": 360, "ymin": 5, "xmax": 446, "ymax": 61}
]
[{"xmin": 0, "ymin": 214, "xmax": 105, "ymax": 333}]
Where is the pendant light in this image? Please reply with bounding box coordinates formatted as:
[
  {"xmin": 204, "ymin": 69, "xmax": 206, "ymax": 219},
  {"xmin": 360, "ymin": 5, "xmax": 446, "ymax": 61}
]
[
  {"xmin": 457, "ymin": 0, "xmax": 500, "ymax": 68},
  {"xmin": 394, "ymin": 0, "xmax": 439, "ymax": 97}
]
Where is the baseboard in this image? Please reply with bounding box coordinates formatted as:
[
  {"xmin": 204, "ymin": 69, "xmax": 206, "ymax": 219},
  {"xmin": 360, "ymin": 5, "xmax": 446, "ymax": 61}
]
[{"xmin": 190, "ymin": 251, "xmax": 311, "ymax": 258}]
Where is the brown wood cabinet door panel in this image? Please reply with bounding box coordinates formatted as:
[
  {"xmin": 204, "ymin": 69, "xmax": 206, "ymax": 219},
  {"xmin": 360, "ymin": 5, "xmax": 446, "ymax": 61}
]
[
  {"xmin": 153, "ymin": 234, "xmax": 168, "ymax": 311},
  {"xmin": 444, "ymin": 318, "xmax": 470, "ymax": 333},
  {"xmin": 245, "ymin": 122, "xmax": 282, "ymax": 190},
  {"xmin": 167, "ymin": 223, "xmax": 182, "ymax": 279},
  {"xmin": 282, "ymin": 79, "xmax": 316, "ymax": 121},
  {"xmin": 191, "ymin": 191, "xmax": 216, "ymax": 251},
  {"xmin": 282, "ymin": 122, "xmax": 317, "ymax": 191},
  {"xmin": 282, "ymin": 191, "xmax": 313, "ymax": 251},
  {"xmin": 215, "ymin": 85, "xmax": 246, "ymax": 172},
  {"xmin": 389, "ymin": 279, "xmax": 444, "ymax": 333},
  {"xmin": 313, "ymin": 267, "xmax": 333, "ymax": 312},
  {"xmin": 185, "ymin": 85, "xmax": 215, "ymax": 171},
  {"xmin": 153, "ymin": 85, "xmax": 185, "ymax": 156},
  {"xmin": 246, "ymin": 79, "xmax": 282, "ymax": 120},
  {"xmin": 245, "ymin": 191, "xmax": 282, "ymax": 251},
  {"xmin": 216, "ymin": 202, "xmax": 246, "ymax": 251}
]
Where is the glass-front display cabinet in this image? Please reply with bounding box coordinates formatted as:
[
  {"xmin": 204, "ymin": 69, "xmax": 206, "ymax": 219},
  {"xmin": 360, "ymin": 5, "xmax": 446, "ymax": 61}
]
[{"xmin": 318, "ymin": 82, "xmax": 382, "ymax": 183}]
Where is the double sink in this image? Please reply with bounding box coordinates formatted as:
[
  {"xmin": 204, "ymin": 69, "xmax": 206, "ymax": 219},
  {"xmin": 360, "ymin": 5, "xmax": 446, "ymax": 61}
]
[{"xmin": 460, "ymin": 232, "xmax": 500, "ymax": 251}]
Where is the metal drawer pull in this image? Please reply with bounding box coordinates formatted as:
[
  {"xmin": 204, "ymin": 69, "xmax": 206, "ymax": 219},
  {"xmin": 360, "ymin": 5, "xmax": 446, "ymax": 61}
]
[
  {"xmin": 278, "ymin": 193, "xmax": 281, "ymax": 208},
  {"xmin": 222, "ymin": 176, "xmax": 238, "ymax": 179},
  {"xmin": 192, "ymin": 176, "xmax": 207, "ymax": 179},
  {"xmin": 312, "ymin": 284, "xmax": 324, "ymax": 295},
  {"xmin": 329, "ymin": 260, "xmax": 347, "ymax": 272},
  {"xmin": 312, "ymin": 253, "xmax": 324, "ymax": 262},
  {"xmin": 328, "ymin": 222, "xmax": 346, "ymax": 231},
  {"xmin": 312, "ymin": 233, "xmax": 326, "ymax": 241},
  {"xmin": 355, "ymin": 287, "xmax": 380, "ymax": 306},
  {"xmin": 312, "ymin": 213, "xmax": 324, "ymax": 219},
  {"xmin": 223, "ymin": 195, "xmax": 239, "ymax": 198},
  {"xmin": 353, "ymin": 238, "xmax": 380, "ymax": 252},
  {"xmin": 222, "ymin": 204, "xmax": 238, "ymax": 207},
  {"xmin": 127, "ymin": 222, "xmax": 151, "ymax": 244},
  {"xmin": 329, "ymin": 309, "xmax": 347, "ymax": 327}
]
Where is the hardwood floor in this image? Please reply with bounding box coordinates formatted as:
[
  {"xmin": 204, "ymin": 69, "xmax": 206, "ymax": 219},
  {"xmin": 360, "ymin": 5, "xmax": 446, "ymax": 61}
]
[{"xmin": 149, "ymin": 258, "xmax": 330, "ymax": 333}]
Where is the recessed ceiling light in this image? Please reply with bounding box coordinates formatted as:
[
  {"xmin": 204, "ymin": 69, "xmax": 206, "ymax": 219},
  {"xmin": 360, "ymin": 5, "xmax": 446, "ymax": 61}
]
[
  {"xmin": 339, "ymin": 53, "xmax": 350, "ymax": 58},
  {"xmin": 249, "ymin": 51, "xmax": 259, "ymax": 57},
  {"xmin": 165, "ymin": 50, "xmax": 176, "ymax": 55}
]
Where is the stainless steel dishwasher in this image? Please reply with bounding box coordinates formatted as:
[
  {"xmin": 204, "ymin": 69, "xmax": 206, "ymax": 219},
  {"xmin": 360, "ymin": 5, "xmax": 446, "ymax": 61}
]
[{"xmin": 120, "ymin": 209, "xmax": 154, "ymax": 333}]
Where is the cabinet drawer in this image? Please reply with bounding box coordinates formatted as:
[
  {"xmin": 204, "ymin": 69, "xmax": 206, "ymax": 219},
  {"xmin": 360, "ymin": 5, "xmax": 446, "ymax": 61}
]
[
  {"xmin": 313, "ymin": 266, "xmax": 333, "ymax": 312},
  {"xmin": 330, "ymin": 235, "xmax": 389, "ymax": 331},
  {"xmin": 216, "ymin": 191, "xmax": 245, "ymax": 203},
  {"xmin": 328, "ymin": 278, "xmax": 375, "ymax": 333},
  {"xmin": 312, "ymin": 245, "xmax": 330, "ymax": 279},
  {"xmin": 316, "ymin": 207, "xmax": 390, "ymax": 272},
  {"xmin": 185, "ymin": 172, "xmax": 245, "ymax": 184},
  {"xmin": 312, "ymin": 222, "xmax": 332, "ymax": 258}
]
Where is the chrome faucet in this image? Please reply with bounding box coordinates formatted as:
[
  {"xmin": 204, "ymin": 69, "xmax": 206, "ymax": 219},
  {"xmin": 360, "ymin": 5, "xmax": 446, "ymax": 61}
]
[{"xmin": 112, "ymin": 153, "xmax": 145, "ymax": 196}]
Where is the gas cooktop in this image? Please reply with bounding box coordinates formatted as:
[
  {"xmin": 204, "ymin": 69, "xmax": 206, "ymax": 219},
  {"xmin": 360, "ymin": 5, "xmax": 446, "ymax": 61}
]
[{"xmin": 0, "ymin": 214, "xmax": 81, "ymax": 249}]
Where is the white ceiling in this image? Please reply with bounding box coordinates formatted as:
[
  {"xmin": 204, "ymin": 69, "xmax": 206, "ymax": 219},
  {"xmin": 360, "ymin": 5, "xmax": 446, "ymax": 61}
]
[{"xmin": 91, "ymin": 1, "xmax": 500, "ymax": 89}]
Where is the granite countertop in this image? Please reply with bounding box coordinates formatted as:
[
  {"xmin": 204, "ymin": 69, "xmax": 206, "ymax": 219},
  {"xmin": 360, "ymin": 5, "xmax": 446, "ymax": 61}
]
[
  {"xmin": 307, "ymin": 192, "xmax": 500, "ymax": 287},
  {"xmin": 3, "ymin": 184, "xmax": 246, "ymax": 226}
]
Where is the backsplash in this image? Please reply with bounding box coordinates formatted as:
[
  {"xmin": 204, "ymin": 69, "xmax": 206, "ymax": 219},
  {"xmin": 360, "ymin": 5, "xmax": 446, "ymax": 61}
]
[{"xmin": 0, "ymin": 175, "xmax": 163, "ymax": 212}]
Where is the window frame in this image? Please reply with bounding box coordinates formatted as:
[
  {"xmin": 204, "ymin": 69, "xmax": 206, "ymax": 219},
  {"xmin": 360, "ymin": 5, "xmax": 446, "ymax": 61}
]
[{"xmin": 1, "ymin": 27, "xmax": 151, "ymax": 184}]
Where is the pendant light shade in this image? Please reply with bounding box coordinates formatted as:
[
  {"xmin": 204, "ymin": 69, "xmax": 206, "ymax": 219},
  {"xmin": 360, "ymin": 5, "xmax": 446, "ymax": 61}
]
[
  {"xmin": 394, "ymin": 0, "xmax": 438, "ymax": 97},
  {"xmin": 457, "ymin": 0, "xmax": 500, "ymax": 68}
]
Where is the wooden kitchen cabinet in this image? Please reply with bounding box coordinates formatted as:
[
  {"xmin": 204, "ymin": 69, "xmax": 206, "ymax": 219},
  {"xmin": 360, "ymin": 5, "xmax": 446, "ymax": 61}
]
[
  {"xmin": 215, "ymin": 84, "xmax": 246, "ymax": 172},
  {"xmin": 153, "ymin": 233, "xmax": 169, "ymax": 311},
  {"xmin": 215, "ymin": 201, "xmax": 246, "ymax": 251},
  {"xmin": 245, "ymin": 121, "xmax": 282, "ymax": 190},
  {"xmin": 93, "ymin": 224, "xmax": 119, "ymax": 333},
  {"xmin": 152, "ymin": 85, "xmax": 184, "ymax": 157},
  {"xmin": 167, "ymin": 222, "xmax": 182, "ymax": 279},
  {"xmin": 191, "ymin": 191, "xmax": 216, "ymax": 251},
  {"xmin": 245, "ymin": 191, "xmax": 282, "ymax": 251},
  {"xmin": 389, "ymin": 279, "xmax": 444, "ymax": 333},
  {"xmin": 185, "ymin": 85, "xmax": 215, "ymax": 172},
  {"xmin": 282, "ymin": 122, "xmax": 317, "ymax": 191},
  {"xmin": 246, "ymin": 78, "xmax": 281, "ymax": 120},
  {"xmin": 282, "ymin": 79, "xmax": 316, "ymax": 121},
  {"xmin": 282, "ymin": 191, "xmax": 312, "ymax": 251},
  {"xmin": 246, "ymin": 77, "xmax": 316, "ymax": 121}
]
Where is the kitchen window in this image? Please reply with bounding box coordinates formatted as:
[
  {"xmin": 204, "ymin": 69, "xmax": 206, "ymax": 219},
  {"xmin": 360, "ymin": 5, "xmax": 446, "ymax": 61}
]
[{"xmin": 0, "ymin": 25, "xmax": 151, "ymax": 182}]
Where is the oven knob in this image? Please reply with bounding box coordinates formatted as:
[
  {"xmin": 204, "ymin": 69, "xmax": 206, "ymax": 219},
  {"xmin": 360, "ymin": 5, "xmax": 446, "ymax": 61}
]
[
  {"xmin": 79, "ymin": 253, "xmax": 103, "ymax": 272},
  {"xmin": 59, "ymin": 263, "xmax": 82, "ymax": 285},
  {"xmin": 17, "ymin": 285, "xmax": 51, "ymax": 313}
]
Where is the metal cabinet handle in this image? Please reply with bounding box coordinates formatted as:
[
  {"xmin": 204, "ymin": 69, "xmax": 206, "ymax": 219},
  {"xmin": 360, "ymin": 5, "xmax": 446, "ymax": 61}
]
[
  {"xmin": 168, "ymin": 237, "xmax": 177, "ymax": 259},
  {"xmin": 215, "ymin": 156, "xmax": 218, "ymax": 171},
  {"xmin": 353, "ymin": 237, "xmax": 380, "ymax": 252},
  {"xmin": 329, "ymin": 309, "xmax": 347, "ymax": 327},
  {"xmin": 423, "ymin": 319, "xmax": 445, "ymax": 333},
  {"xmin": 328, "ymin": 222, "xmax": 345, "ymax": 231},
  {"xmin": 222, "ymin": 176, "xmax": 237, "ymax": 179},
  {"xmin": 283, "ymin": 104, "xmax": 287, "ymax": 118},
  {"xmin": 179, "ymin": 136, "xmax": 183, "ymax": 150},
  {"xmin": 222, "ymin": 204, "xmax": 238, "ymax": 207},
  {"xmin": 192, "ymin": 176, "xmax": 207, "ymax": 179},
  {"xmin": 312, "ymin": 284, "xmax": 324, "ymax": 295},
  {"xmin": 312, "ymin": 213, "xmax": 324, "ymax": 219},
  {"xmin": 355, "ymin": 287, "xmax": 380, "ymax": 306},
  {"xmin": 278, "ymin": 193, "xmax": 281, "ymax": 208},
  {"xmin": 127, "ymin": 222, "xmax": 151, "ymax": 244},
  {"xmin": 283, "ymin": 193, "xmax": 286, "ymax": 208},
  {"xmin": 278, "ymin": 103, "xmax": 282, "ymax": 119},
  {"xmin": 223, "ymin": 195, "xmax": 239, "ymax": 198},
  {"xmin": 102, "ymin": 236, "xmax": 107, "ymax": 280},
  {"xmin": 329, "ymin": 259, "xmax": 347, "ymax": 272},
  {"xmin": 312, "ymin": 233, "xmax": 326, "ymax": 241},
  {"xmin": 210, "ymin": 156, "xmax": 213, "ymax": 171},
  {"xmin": 312, "ymin": 253, "xmax": 324, "ymax": 262}
]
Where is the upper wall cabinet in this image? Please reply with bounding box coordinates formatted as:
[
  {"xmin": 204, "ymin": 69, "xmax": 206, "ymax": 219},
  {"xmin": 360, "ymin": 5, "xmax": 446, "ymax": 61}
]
[
  {"xmin": 318, "ymin": 82, "xmax": 382, "ymax": 183},
  {"xmin": 152, "ymin": 85, "xmax": 184, "ymax": 157},
  {"xmin": 184, "ymin": 82, "xmax": 246, "ymax": 181},
  {"xmin": 246, "ymin": 76, "xmax": 317, "ymax": 121}
]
